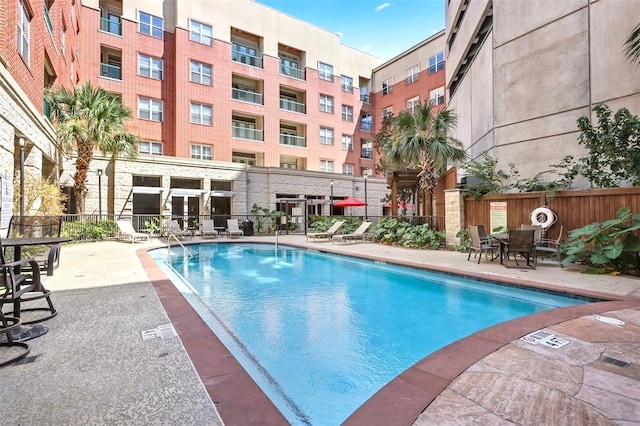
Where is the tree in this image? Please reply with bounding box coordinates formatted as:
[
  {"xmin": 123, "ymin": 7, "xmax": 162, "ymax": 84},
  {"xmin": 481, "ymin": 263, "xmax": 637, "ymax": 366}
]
[
  {"xmin": 46, "ymin": 82, "xmax": 137, "ymax": 213},
  {"xmin": 380, "ymin": 102, "xmax": 467, "ymax": 216},
  {"xmin": 576, "ymin": 104, "xmax": 640, "ymax": 188},
  {"xmin": 624, "ymin": 22, "xmax": 640, "ymax": 66}
]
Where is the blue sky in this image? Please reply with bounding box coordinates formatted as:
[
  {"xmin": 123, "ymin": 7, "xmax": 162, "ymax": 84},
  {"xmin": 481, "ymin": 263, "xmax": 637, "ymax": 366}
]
[{"xmin": 256, "ymin": 0, "xmax": 445, "ymax": 62}]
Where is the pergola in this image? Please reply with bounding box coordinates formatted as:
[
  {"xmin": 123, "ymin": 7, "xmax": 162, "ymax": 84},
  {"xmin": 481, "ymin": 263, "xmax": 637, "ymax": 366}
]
[{"xmin": 386, "ymin": 171, "xmax": 425, "ymax": 216}]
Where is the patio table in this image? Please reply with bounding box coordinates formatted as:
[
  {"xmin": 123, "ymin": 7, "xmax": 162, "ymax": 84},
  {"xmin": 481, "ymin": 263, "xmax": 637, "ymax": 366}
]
[{"xmin": 490, "ymin": 233, "xmax": 509, "ymax": 265}]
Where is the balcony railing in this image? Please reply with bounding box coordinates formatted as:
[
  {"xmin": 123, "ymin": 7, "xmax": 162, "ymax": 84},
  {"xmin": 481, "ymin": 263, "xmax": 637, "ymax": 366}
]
[
  {"xmin": 232, "ymin": 50, "xmax": 263, "ymax": 68},
  {"xmin": 100, "ymin": 17, "xmax": 122, "ymax": 35},
  {"xmin": 100, "ymin": 63, "xmax": 122, "ymax": 80},
  {"xmin": 360, "ymin": 93, "xmax": 370, "ymax": 103},
  {"xmin": 232, "ymin": 88, "xmax": 263, "ymax": 105},
  {"xmin": 279, "ymin": 64, "xmax": 305, "ymax": 80},
  {"xmin": 361, "ymin": 148, "xmax": 373, "ymax": 159},
  {"xmin": 280, "ymin": 98, "xmax": 305, "ymax": 114},
  {"xmin": 232, "ymin": 126, "xmax": 263, "ymax": 141},
  {"xmin": 279, "ymin": 134, "xmax": 306, "ymax": 147},
  {"xmin": 44, "ymin": 6, "xmax": 54, "ymax": 35},
  {"xmin": 360, "ymin": 122, "xmax": 373, "ymax": 132}
]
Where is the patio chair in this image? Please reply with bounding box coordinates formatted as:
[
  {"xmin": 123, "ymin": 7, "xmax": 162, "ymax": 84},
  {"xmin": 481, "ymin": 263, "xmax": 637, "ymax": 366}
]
[
  {"xmin": 0, "ymin": 309, "xmax": 30, "ymax": 367},
  {"xmin": 332, "ymin": 222, "xmax": 372, "ymax": 244},
  {"xmin": 520, "ymin": 224, "xmax": 542, "ymax": 244},
  {"xmin": 306, "ymin": 220, "xmax": 345, "ymax": 242},
  {"xmin": 0, "ymin": 237, "xmax": 57, "ymax": 325},
  {"xmin": 199, "ymin": 219, "xmax": 219, "ymax": 239},
  {"xmin": 115, "ymin": 220, "xmax": 150, "ymax": 243},
  {"xmin": 468, "ymin": 225, "xmax": 499, "ymax": 263},
  {"xmin": 504, "ymin": 229, "xmax": 537, "ymax": 269},
  {"xmin": 226, "ymin": 219, "xmax": 244, "ymax": 238},
  {"xmin": 8, "ymin": 215, "xmax": 63, "ymax": 276},
  {"xmin": 536, "ymin": 226, "xmax": 563, "ymax": 267},
  {"xmin": 168, "ymin": 220, "xmax": 192, "ymax": 239}
]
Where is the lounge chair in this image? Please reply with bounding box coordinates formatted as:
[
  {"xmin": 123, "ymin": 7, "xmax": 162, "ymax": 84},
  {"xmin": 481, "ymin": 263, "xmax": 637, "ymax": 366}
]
[
  {"xmin": 332, "ymin": 222, "xmax": 372, "ymax": 244},
  {"xmin": 226, "ymin": 219, "xmax": 244, "ymax": 238},
  {"xmin": 200, "ymin": 219, "xmax": 219, "ymax": 239},
  {"xmin": 306, "ymin": 220, "xmax": 345, "ymax": 242},
  {"xmin": 115, "ymin": 220, "xmax": 150, "ymax": 243},
  {"xmin": 167, "ymin": 220, "xmax": 192, "ymax": 239},
  {"xmin": 468, "ymin": 225, "xmax": 499, "ymax": 264}
]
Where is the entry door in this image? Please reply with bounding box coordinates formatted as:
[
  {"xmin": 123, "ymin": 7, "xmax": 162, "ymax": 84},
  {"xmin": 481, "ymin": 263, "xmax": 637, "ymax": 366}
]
[{"xmin": 188, "ymin": 197, "xmax": 199, "ymax": 228}]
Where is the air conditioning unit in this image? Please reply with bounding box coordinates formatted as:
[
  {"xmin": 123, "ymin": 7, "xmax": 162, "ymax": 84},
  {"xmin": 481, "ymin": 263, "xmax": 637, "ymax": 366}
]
[{"xmin": 459, "ymin": 176, "xmax": 487, "ymax": 188}]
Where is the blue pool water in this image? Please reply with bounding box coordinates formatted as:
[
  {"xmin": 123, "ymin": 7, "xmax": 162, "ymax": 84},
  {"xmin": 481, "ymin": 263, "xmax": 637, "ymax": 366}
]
[{"xmin": 150, "ymin": 243, "xmax": 587, "ymax": 425}]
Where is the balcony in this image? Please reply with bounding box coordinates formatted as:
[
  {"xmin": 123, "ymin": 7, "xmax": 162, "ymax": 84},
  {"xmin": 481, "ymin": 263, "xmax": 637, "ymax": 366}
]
[
  {"xmin": 232, "ymin": 126, "xmax": 263, "ymax": 141},
  {"xmin": 360, "ymin": 93, "xmax": 370, "ymax": 103},
  {"xmin": 100, "ymin": 16, "xmax": 122, "ymax": 35},
  {"xmin": 360, "ymin": 122, "xmax": 373, "ymax": 132},
  {"xmin": 279, "ymin": 134, "xmax": 306, "ymax": 147},
  {"xmin": 280, "ymin": 98, "xmax": 305, "ymax": 114},
  {"xmin": 100, "ymin": 62, "xmax": 122, "ymax": 80},
  {"xmin": 44, "ymin": 5, "xmax": 54, "ymax": 35},
  {"xmin": 232, "ymin": 87, "xmax": 263, "ymax": 105},
  {"xmin": 279, "ymin": 64, "xmax": 305, "ymax": 80},
  {"xmin": 361, "ymin": 148, "xmax": 373, "ymax": 159},
  {"xmin": 232, "ymin": 49, "xmax": 263, "ymax": 68}
]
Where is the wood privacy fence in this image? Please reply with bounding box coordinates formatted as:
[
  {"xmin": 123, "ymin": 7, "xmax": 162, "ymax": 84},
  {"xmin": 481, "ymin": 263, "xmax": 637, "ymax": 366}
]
[{"xmin": 463, "ymin": 187, "xmax": 640, "ymax": 241}]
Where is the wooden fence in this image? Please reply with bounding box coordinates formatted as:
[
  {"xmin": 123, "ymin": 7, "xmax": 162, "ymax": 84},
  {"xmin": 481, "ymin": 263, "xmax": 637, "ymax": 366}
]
[{"xmin": 463, "ymin": 187, "xmax": 640, "ymax": 241}]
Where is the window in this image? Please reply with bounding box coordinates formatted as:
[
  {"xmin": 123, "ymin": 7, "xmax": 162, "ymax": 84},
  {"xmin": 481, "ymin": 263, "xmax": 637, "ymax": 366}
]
[
  {"xmin": 406, "ymin": 64, "xmax": 420, "ymax": 84},
  {"xmin": 232, "ymin": 40, "xmax": 261, "ymax": 67},
  {"xmin": 429, "ymin": 87, "xmax": 445, "ymax": 105},
  {"xmin": 190, "ymin": 60, "xmax": 212, "ymax": 85},
  {"xmin": 320, "ymin": 127, "xmax": 334, "ymax": 145},
  {"xmin": 382, "ymin": 78, "xmax": 393, "ymax": 95},
  {"xmin": 18, "ymin": 0, "xmax": 30, "ymax": 64},
  {"xmin": 320, "ymin": 159, "xmax": 334, "ymax": 173},
  {"xmin": 61, "ymin": 24, "xmax": 66, "ymax": 55},
  {"xmin": 232, "ymin": 152, "xmax": 257, "ymax": 165},
  {"xmin": 360, "ymin": 112, "xmax": 372, "ymax": 131},
  {"xmin": 406, "ymin": 96, "xmax": 420, "ymax": 114},
  {"xmin": 189, "ymin": 19, "xmax": 212, "ymax": 46},
  {"xmin": 429, "ymin": 52, "xmax": 445, "ymax": 74},
  {"xmin": 342, "ymin": 164, "xmax": 354, "ymax": 175},
  {"xmin": 361, "ymin": 167, "xmax": 371, "ymax": 176},
  {"xmin": 70, "ymin": 57, "xmax": 74, "ymax": 81},
  {"xmin": 360, "ymin": 86, "xmax": 370, "ymax": 103},
  {"xmin": 138, "ymin": 97, "xmax": 163, "ymax": 121},
  {"xmin": 190, "ymin": 102, "xmax": 213, "ymax": 125},
  {"xmin": 341, "ymin": 75, "xmax": 353, "ymax": 93},
  {"xmin": 139, "ymin": 54, "xmax": 163, "ymax": 79},
  {"xmin": 361, "ymin": 140, "xmax": 373, "ymax": 159},
  {"xmin": 280, "ymin": 156, "xmax": 298, "ymax": 169},
  {"xmin": 342, "ymin": 135, "xmax": 353, "ymax": 151},
  {"xmin": 139, "ymin": 11, "xmax": 163, "ymax": 39},
  {"xmin": 138, "ymin": 141, "xmax": 163, "ymax": 155},
  {"xmin": 280, "ymin": 52, "xmax": 303, "ymax": 79},
  {"xmin": 382, "ymin": 106, "xmax": 393, "ymax": 118},
  {"xmin": 191, "ymin": 144, "xmax": 212, "ymax": 160},
  {"xmin": 319, "ymin": 94, "xmax": 334, "ymax": 113},
  {"xmin": 342, "ymin": 105, "xmax": 353, "ymax": 122},
  {"xmin": 318, "ymin": 62, "xmax": 333, "ymax": 81}
]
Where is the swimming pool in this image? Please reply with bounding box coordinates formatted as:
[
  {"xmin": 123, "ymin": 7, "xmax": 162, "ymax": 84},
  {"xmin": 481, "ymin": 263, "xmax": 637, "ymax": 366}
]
[{"xmin": 150, "ymin": 243, "xmax": 588, "ymax": 425}]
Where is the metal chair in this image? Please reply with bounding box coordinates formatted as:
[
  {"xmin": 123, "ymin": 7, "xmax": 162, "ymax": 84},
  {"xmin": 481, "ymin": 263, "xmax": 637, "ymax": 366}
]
[
  {"xmin": 536, "ymin": 226, "xmax": 563, "ymax": 267},
  {"xmin": 467, "ymin": 225, "xmax": 499, "ymax": 263},
  {"xmin": 504, "ymin": 229, "xmax": 537, "ymax": 269}
]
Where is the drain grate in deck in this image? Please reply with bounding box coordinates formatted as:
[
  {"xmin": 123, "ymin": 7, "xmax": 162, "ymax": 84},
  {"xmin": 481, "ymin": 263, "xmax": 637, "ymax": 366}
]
[
  {"xmin": 521, "ymin": 330, "xmax": 570, "ymax": 349},
  {"xmin": 602, "ymin": 356, "xmax": 630, "ymax": 368}
]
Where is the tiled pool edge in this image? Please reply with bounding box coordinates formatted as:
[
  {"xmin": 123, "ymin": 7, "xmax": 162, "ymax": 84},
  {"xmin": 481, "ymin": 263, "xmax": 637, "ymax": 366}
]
[{"xmin": 137, "ymin": 244, "xmax": 639, "ymax": 426}]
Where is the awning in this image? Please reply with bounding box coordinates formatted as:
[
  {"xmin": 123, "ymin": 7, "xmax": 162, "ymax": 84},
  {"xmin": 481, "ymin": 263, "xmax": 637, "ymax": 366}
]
[
  {"xmin": 210, "ymin": 190, "xmax": 237, "ymax": 197},
  {"xmin": 169, "ymin": 188, "xmax": 209, "ymax": 197},
  {"xmin": 132, "ymin": 186, "xmax": 164, "ymax": 194}
]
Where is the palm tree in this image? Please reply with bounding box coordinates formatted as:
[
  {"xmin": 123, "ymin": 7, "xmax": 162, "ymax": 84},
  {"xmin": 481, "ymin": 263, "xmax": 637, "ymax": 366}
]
[
  {"xmin": 381, "ymin": 102, "xmax": 467, "ymax": 216},
  {"xmin": 625, "ymin": 23, "xmax": 640, "ymax": 66},
  {"xmin": 46, "ymin": 82, "xmax": 137, "ymax": 213}
]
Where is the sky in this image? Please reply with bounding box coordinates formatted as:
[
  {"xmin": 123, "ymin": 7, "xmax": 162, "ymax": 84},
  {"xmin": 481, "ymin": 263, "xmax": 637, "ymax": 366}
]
[{"xmin": 256, "ymin": 0, "xmax": 445, "ymax": 62}]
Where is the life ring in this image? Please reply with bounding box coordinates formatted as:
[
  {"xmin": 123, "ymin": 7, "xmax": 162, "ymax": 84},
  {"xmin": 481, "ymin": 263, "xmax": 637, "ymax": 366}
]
[{"xmin": 530, "ymin": 207, "xmax": 556, "ymax": 229}]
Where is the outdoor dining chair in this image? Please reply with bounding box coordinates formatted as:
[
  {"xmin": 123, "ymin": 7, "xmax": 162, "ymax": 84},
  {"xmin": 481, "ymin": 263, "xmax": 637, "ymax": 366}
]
[
  {"xmin": 535, "ymin": 226, "xmax": 563, "ymax": 267},
  {"xmin": 467, "ymin": 225, "xmax": 499, "ymax": 263},
  {"xmin": 504, "ymin": 229, "xmax": 537, "ymax": 269}
]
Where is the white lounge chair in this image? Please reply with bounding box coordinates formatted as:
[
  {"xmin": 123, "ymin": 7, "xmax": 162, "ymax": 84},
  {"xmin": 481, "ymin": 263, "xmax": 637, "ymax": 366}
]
[
  {"xmin": 306, "ymin": 220, "xmax": 345, "ymax": 242},
  {"xmin": 200, "ymin": 219, "xmax": 219, "ymax": 239},
  {"xmin": 226, "ymin": 219, "xmax": 244, "ymax": 238},
  {"xmin": 332, "ymin": 222, "xmax": 372, "ymax": 244},
  {"xmin": 116, "ymin": 220, "xmax": 150, "ymax": 243},
  {"xmin": 168, "ymin": 220, "xmax": 192, "ymax": 239}
]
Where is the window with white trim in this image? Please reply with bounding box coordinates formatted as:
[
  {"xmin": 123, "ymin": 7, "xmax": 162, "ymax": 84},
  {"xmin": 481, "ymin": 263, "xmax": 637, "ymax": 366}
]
[
  {"xmin": 139, "ymin": 11, "xmax": 163, "ymax": 39},
  {"xmin": 429, "ymin": 87, "xmax": 445, "ymax": 105},
  {"xmin": 342, "ymin": 134, "xmax": 353, "ymax": 151},
  {"xmin": 342, "ymin": 105, "xmax": 353, "ymax": 122},
  {"xmin": 406, "ymin": 96, "xmax": 420, "ymax": 114},
  {"xmin": 341, "ymin": 75, "xmax": 353, "ymax": 93},
  {"xmin": 318, "ymin": 62, "xmax": 333, "ymax": 81},
  {"xmin": 190, "ymin": 102, "xmax": 213, "ymax": 125},
  {"xmin": 138, "ymin": 141, "xmax": 163, "ymax": 155},
  {"xmin": 319, "ymin": 94, "xmax": 334, "ymax": 113},
  {"xmin": 406, "ymin": 64, "xmax": 420, "ymax": 84},
  {"xmin": 191, "ymin": 144, "xmax": 212, "ymax": 160},
  {"xmin": 189, "ymin": 19, "xmax": 212, "ymax": 46},
  {"xmin": 320, "ymin": 127, "xmax": 334, "ymax": 145},
  {"xmin": 18, "ymin": 0, "xmax": 30, "ymax": 64},
  {"xmin": 342, "ymin": 164, "xmax": 354, "ymax": 175},
  {"xmin": 138, "ymin": 97, "xmax": 163, "ymax": 121},
  {"xmin": 429, "ymin": 52, "xmax": 445, "ymax": 74},
  {"xmin": 382, "ymin": 106, "xmax": 393, "ymax": 118},
  {"xmin": 382, "ymin": 78, "xmax": 393, "ymax": 95},
  {"xmin": 139, "ymin": 54, "xmax": 163, "ymax": 80},
  {"xmin": 190, "ymin": 60, "xmax": 212, "ymax": 85},
  {"xmin": 320, "ymin": 159, "xmax": 334, "ymax": 173},
  {"xmin": 361, "ymin": 139, "xmax": 373, "ymax": 159}
]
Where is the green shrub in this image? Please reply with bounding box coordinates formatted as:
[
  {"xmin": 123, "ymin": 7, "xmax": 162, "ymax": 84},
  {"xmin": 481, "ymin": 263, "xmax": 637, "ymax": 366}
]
[
  {"xmin": 61, "ymin": 219, "xmax": 117, "ymax": 240},
  {"xmin": 371, "ymin": 218, "xmax": 444, "ymax": 249}
]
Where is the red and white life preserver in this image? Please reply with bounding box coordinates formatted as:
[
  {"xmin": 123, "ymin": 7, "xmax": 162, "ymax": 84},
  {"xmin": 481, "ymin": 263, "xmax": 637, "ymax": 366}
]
[{"xmin": 530, "ymin": 206, "xmax": 556, "ymax": 229}]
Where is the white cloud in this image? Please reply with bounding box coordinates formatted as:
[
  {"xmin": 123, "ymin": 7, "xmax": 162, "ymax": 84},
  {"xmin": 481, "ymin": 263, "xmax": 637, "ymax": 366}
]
[
  {"xmin": 375, "ymin": 2, "xmax": 391, "ymax": 12},
  {"xmin": 361, "ymin": 45, "xmax": 371, "ymax": 51}
]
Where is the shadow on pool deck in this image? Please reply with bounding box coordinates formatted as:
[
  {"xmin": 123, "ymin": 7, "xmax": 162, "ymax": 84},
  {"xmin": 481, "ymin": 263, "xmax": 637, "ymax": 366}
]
[{"xmin": 1, "ymin": 235, "xmax": 639, "ymax": 425}]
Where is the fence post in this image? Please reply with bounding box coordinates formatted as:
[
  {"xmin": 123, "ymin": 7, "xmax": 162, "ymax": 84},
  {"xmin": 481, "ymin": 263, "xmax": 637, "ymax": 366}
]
[{"xmin": 444, "ymin": 188, "xmax": 465, "ymax": 248}]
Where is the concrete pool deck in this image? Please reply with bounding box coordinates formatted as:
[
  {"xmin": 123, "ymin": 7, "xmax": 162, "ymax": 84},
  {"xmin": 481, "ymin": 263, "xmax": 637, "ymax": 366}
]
[{"xmin": 1, "ymin": 235, "xmax": 639, "ymax": 425}]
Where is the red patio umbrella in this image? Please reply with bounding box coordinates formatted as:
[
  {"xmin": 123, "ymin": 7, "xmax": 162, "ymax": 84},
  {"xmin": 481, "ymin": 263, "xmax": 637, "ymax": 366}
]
[{"xmin": 334, "ymin": 197, "xmax": 367, "ymax": 216}]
